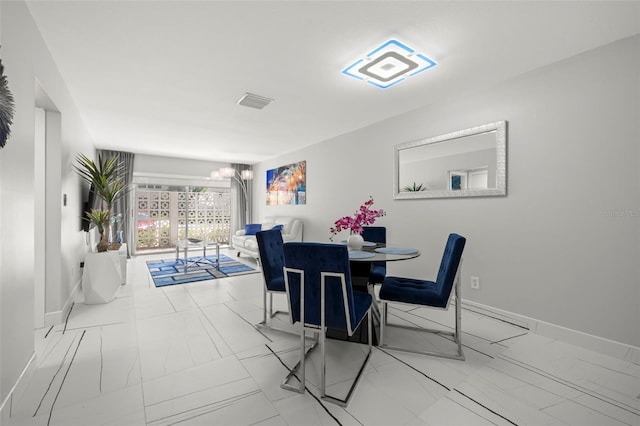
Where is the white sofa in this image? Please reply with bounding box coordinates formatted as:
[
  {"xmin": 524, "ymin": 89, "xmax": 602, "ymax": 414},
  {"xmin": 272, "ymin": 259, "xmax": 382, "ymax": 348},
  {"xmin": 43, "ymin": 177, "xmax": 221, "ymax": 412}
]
[{"xmin": 232, "ymin": 216, "xmax": 303, "ymax": 258}]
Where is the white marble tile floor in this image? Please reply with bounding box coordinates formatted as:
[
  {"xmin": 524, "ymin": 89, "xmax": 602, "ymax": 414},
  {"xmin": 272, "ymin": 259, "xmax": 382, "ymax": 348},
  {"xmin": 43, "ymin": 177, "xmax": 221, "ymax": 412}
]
[{"xmin": 5, "ymin": 249, "xmax": 639, "ymax": 425}]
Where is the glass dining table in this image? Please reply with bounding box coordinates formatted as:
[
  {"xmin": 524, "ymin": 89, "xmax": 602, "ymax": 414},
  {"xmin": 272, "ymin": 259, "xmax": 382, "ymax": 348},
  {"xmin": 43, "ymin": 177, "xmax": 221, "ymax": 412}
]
[
  {"xmin": 332, "ymin": 241, "xmax": 421, "ymax": 345},
  {"xmin": 347, "ymin": 242, "xmax": 421, "ymax": 289}
]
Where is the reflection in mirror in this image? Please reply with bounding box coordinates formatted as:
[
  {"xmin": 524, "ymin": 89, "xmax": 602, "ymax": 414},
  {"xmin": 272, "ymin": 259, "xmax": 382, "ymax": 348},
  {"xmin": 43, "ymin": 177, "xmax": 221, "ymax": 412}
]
[{"xmin": 394, "ymin": 121, "xmax": 507, "ymax": 199}]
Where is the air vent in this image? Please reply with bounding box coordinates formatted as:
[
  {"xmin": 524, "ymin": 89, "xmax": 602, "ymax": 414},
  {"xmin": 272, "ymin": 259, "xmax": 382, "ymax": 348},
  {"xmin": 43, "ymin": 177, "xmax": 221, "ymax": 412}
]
[{"xmin": 237, "ymin": 93, "xmax": 274, "ymax": 110}]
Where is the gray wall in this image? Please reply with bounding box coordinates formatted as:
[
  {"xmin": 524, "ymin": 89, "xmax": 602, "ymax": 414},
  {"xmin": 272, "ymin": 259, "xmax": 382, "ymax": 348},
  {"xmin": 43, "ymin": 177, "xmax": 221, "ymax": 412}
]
[
  {"xmin": 0, "ymin": 0, "xmax": 94, "ymax": 409},
  {"xmin": 254, "ymin": 35, "xmax": 640, "ymax": 347}
]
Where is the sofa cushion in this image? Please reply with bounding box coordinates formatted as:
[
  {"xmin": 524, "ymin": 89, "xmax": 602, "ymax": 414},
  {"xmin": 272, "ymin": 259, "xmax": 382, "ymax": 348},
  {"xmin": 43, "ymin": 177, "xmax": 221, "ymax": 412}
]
[
  {"xmin": 233, "ymin": 217, "xmax": 302, "ymax": 258},
  {"xmin": 264, "ymin": 216, "xmax": 294, "ymax": 234},
  {"xmin": 260, "ymin": 220, "xmax": 275, "ymax": 230},
  {"xmin": 244, "ymin": 223, "xmax": 262, "ymax": 235},
  {"xmin": 244, "ymin": 237, "xmax": 259, "ymax": 252}
]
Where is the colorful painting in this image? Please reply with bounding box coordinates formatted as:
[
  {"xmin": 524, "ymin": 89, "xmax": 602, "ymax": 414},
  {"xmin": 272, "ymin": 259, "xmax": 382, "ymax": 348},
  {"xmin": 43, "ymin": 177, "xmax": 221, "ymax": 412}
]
[{"xmin": 266, "ymin": 161, "xmax": 306, "ymax": 205}]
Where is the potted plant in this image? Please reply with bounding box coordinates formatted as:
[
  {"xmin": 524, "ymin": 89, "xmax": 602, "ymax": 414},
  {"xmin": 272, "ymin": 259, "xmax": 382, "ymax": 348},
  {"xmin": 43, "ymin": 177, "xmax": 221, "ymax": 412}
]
[
  {"xmin": 404, "ymin": 182, "xmax": 427, "ymax": 192},
  {"xmin": 74, "ymin": 153, "xmax": 128, "ymax": 252}
]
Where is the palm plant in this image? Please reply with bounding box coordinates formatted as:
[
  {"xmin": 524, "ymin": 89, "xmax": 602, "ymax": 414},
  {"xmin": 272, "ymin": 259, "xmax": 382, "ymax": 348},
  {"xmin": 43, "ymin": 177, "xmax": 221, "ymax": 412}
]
[
  {"xmin": 74, "ymin": 153, "xmax": 128, "ymax": 251},
  {"xmin": 84, "ymin": 209, "xmax": 111, "ymax": 236},
  {"xmin": 404, "ymin": 182, "xmax": 427, "ymax": 192}
]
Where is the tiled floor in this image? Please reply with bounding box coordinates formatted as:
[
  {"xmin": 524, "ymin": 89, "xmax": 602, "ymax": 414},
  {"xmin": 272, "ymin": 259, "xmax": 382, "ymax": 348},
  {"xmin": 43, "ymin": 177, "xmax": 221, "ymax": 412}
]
[{"xmin": 5, "ymin": 249, "xmax": 640, "ymax": 425}]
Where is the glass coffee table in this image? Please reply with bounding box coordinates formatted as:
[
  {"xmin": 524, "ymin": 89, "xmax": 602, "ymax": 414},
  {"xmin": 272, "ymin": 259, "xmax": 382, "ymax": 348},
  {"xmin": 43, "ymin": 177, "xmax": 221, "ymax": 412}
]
[{"xmin": 174, "ymin": 239, "xmax": 221, "ymax": 273}]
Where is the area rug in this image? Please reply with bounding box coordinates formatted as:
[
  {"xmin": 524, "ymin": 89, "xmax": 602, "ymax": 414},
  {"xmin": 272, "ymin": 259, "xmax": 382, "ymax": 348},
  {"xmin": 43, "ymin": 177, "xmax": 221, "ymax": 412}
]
[{"xmin": 146, "ymin": 254, "xmax": 258, "ymax": 287}]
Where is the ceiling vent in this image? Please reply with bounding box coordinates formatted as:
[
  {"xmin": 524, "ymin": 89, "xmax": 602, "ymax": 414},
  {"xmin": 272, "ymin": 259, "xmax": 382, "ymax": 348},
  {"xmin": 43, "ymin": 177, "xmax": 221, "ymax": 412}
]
[{"xmin": 237, "ymin": 93, "xmax": 274, "ymax": 110}]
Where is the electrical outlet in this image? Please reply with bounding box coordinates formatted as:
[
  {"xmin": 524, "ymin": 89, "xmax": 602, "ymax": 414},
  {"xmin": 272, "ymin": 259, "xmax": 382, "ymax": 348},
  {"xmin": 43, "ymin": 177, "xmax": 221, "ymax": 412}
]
[{"xmin": 471, "ymin": 276, "xmax": 480, "ymax": 290}]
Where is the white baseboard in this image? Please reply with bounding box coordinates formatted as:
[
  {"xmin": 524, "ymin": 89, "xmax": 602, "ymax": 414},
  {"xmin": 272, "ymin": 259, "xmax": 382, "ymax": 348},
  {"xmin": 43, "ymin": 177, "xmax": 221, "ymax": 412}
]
[
  {"xmin": 3, "ymin": 280, "xmax": 82, "ymax": 421},
  {"xmin": 462, "ymin": 299, "xmax": 640, "ymax": 363},
  {"xmin": 44, "ymin": 278, "xmax": 82, "ymax": 327},
  {"xmin": 0, "ymin": 352, "xmax": 37, "ymax": 423}
]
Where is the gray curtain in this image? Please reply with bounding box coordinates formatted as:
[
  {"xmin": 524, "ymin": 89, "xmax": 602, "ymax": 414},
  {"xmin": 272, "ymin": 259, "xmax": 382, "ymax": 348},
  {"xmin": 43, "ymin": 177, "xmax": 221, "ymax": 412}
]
[
  {"xmin": 97, "ymin": 149, "xmax": 135, "ymax": 257},
  {"xmin": 229, "ymin": 163, "xmax": 253, "ymax": 240}
]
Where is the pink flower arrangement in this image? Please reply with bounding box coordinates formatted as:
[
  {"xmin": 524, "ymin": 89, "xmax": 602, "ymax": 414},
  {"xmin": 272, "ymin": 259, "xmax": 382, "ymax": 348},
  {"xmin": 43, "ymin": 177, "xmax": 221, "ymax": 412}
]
[{"xmin": 330, "ymin": 197, "xmax": 386, "ymax": 241}]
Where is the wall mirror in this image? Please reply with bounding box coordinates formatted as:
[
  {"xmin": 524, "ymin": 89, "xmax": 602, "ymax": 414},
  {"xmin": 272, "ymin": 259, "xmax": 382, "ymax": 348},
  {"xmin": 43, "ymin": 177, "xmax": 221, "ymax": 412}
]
[{"xmin": 394, "ymin": 121, "xmax": 507, "ymax": 199}]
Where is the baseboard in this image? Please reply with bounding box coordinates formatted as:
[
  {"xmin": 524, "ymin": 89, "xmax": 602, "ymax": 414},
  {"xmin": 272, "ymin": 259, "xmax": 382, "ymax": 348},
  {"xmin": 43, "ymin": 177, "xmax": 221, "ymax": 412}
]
[
  {"xmin": 3, "ymin": 279, "xmax": 82, "ymax": 420},
  {"xmin": 461, "ymin": 299, "xmax": 640, "ymax": 363},
  {"xmin": 44, "ymin": 278, "xmax": 82, "ymax": 327},
  {"xmin": 0, "ymin": 352, "xmax": 37, "ymax": 423}
]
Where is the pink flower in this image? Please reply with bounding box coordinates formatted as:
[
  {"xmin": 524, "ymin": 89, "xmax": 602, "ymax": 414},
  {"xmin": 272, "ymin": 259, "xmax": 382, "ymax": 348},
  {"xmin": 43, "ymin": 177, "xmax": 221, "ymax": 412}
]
[{"xmin": 329, "ymin": 197, "xmax": 385, "ymax": 241}]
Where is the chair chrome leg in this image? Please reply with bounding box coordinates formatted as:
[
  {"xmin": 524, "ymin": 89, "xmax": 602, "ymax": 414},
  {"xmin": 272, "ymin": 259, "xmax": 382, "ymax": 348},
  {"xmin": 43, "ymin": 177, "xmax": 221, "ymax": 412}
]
[
  {"xmin": 256, "ymin": 290, "xmax": 294, "ymax": 334},
  {"xmin": 379, "ymin": 300, "xmax": 464, "ymax": 360},
  {"xmin": 368, "ymin": 308, "xmax": 372, "ymax": 352},
  {"xmin": 320, "ymin": 326, "xmax": 326, "ymax": 399},
  {"xmin": 280, "ymin": 329, "xmax": 318, "ymax": 394},
  {"xmin": 320, "ymin": 310, "xmax": 373, "ymax": 407},
  {"xmin": 269, "ymin": 292, "xmax": 274, "ymax": 318},
  {"xmin": 379, "ymin": 301, "xmax": 387, "ymax": 346},
  {"xmin": 263, "ymin": 288, "xmax": 268, "ymax": 324},
  {"xmin": 455, "ymin": 276, "xmax": 463, "ymax": 358}
]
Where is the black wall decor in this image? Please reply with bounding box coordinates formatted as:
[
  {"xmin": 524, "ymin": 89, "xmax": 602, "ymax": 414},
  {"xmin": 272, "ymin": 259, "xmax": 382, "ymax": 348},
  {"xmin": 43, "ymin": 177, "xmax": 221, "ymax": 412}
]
[{"xmin": 0, "ymin": 55, "xmax": 15, "ymax": 149}]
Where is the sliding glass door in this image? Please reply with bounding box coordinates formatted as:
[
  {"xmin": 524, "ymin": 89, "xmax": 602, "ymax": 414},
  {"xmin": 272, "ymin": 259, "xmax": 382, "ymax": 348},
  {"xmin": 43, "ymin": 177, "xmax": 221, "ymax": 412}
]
[{"xmin": 134, "ymin": 185, "xmax": 230, "ymax": 252}]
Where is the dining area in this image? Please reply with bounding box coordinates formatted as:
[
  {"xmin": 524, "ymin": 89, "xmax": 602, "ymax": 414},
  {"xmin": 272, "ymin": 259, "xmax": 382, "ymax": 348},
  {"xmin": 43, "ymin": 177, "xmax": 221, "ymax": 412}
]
[{"xmin": 254, "ymin": 209, "xmax": 467, "ymax": 407}]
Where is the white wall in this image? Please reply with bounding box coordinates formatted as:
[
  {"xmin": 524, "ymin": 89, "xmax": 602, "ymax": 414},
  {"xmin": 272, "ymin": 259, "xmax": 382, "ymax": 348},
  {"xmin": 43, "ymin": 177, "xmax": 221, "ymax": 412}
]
[
  {"xmin": 254, "ymin": 35, "xmax": 640, "ymax": 348},
  {"xmin": 0, "ymin": 0, "xmax": 95, "ymax": 410}
]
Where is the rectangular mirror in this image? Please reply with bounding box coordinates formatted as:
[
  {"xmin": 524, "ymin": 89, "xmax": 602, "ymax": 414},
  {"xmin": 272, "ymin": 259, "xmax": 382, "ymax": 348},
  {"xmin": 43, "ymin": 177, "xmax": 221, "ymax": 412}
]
[{"xmin": 394, "ymin": 121, "xmax": 507, "ymax": 199}]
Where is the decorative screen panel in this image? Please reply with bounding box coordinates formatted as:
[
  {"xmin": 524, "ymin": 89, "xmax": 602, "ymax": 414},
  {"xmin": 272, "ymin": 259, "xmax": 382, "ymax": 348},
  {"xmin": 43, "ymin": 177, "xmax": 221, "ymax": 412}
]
[{"xmin": 135, "ymin": 187, "xmax": 230, "ymax": 251}]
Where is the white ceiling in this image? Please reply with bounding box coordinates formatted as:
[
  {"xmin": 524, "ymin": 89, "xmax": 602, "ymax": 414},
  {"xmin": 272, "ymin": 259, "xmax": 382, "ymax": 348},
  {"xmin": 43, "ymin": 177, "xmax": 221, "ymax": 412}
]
[{"xmin": 26, "ymin": 1, "xmax": 640, "ymax": 164}]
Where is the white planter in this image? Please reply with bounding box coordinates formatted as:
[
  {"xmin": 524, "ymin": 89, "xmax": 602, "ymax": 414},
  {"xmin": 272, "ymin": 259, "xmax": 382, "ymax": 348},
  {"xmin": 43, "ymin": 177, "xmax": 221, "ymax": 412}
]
[{"xmin": 82, "ymin": 247, "xmax": 123, "ymax": 304}]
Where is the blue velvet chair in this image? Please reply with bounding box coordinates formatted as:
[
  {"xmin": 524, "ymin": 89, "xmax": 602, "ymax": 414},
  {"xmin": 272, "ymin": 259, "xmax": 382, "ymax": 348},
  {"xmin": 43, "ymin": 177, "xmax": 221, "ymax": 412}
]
[
  {"xmin": 255, "ymin": 229, "xmax": 288, "ymax": 330},
  {"xmin": 379, "ymin": 233, "xmax": 466, "ymax": 360},
  {"xmin": 361, "ymin": 226, "xmax": 386, "ymax": 286},
  {"xmin": 282, "ymin": 242, "xmax": 372, "ymax": 406}
]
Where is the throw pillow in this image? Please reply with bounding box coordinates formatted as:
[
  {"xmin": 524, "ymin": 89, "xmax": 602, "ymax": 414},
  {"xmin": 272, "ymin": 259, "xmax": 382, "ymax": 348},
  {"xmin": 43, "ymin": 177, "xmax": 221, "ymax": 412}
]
[
  {"xmin": 244, "ymin": 223, "xmax": 262, "ymax": 235},
  {"xmin": 271, "ymin": 224, "xmax": 284, "ymax": 231}
]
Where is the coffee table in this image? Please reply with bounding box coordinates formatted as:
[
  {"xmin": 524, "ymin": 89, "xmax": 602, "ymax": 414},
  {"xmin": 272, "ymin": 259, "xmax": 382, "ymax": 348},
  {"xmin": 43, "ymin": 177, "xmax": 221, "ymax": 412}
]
[{"xmin": 174, "ymin": 239, "xmax": 221, "ymax": 273}]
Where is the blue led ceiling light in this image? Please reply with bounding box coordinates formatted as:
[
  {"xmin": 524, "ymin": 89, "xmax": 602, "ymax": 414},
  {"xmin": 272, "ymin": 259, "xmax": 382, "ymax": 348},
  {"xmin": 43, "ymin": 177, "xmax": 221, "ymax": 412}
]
[{"xmin": 342, "ymin": 39, "xmax": 437, "ymax": 89}]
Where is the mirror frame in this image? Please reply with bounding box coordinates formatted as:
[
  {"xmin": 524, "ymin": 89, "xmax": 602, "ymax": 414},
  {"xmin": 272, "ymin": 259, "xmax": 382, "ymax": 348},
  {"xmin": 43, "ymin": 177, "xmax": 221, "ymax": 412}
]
[{"xmin": 394, "ymin": 121, "xmax": 507, "ymax": 199}]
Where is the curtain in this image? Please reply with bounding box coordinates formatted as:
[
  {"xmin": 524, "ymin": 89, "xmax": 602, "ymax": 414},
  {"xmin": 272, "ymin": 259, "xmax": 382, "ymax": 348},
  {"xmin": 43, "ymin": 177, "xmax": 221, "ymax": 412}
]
[
  {"xmin": 97, "ymin": 149, "xmax": 135, "ymax": 257},
  {"xmin": 229, "ymin": 163, "xmax": 253, "ymax": 241}
]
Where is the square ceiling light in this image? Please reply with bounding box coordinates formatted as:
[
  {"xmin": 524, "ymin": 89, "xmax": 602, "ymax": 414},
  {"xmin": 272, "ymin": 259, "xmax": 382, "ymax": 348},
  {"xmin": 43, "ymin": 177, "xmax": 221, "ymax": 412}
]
[{"xmin": 342, "ymin": 39, "xmax": 437, "ymax": 89}]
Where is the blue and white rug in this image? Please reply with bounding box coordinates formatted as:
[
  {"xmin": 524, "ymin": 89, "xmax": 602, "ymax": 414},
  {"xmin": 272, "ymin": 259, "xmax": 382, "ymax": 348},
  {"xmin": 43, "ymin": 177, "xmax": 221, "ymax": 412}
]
[{"xmin": 146, "ymin": 254, "xmax": 258, "ymax": 287}]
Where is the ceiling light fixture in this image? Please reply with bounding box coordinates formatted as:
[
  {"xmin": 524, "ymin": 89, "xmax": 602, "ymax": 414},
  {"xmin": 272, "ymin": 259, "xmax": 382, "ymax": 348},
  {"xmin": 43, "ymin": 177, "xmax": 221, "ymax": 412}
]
[
  {"xmin": 237, "ymin": 92, "xmax": 274, "ymax": 109},
  {"xmin": 342, "ymin": 39, "xmax": 437, "ymax": 89}
]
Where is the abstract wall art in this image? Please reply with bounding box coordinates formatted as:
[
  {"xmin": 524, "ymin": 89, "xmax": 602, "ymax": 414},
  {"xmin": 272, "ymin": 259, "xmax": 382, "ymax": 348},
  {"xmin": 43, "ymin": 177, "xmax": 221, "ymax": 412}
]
[{"xmin": 266, "ymin": 160, "xmax": 306, "ymax": 205}]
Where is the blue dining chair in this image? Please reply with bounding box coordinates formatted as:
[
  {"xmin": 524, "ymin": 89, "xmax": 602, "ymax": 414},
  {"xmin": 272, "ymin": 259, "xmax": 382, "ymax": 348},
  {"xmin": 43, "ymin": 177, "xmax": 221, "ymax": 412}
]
[
  {"xmin": 379, "ymin": 233, "xmax": 466, "ymax": 360},
  {"xmin": 282, "ymin": 242, "xmax": 372, "ymax": 407},
  {"xmin": 255, "ymin": 229, "xmax": 289, "ymax": 330},
  {"xmin": 361, "ymin": 226, "xmax": 386, "ymax": 286}
]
